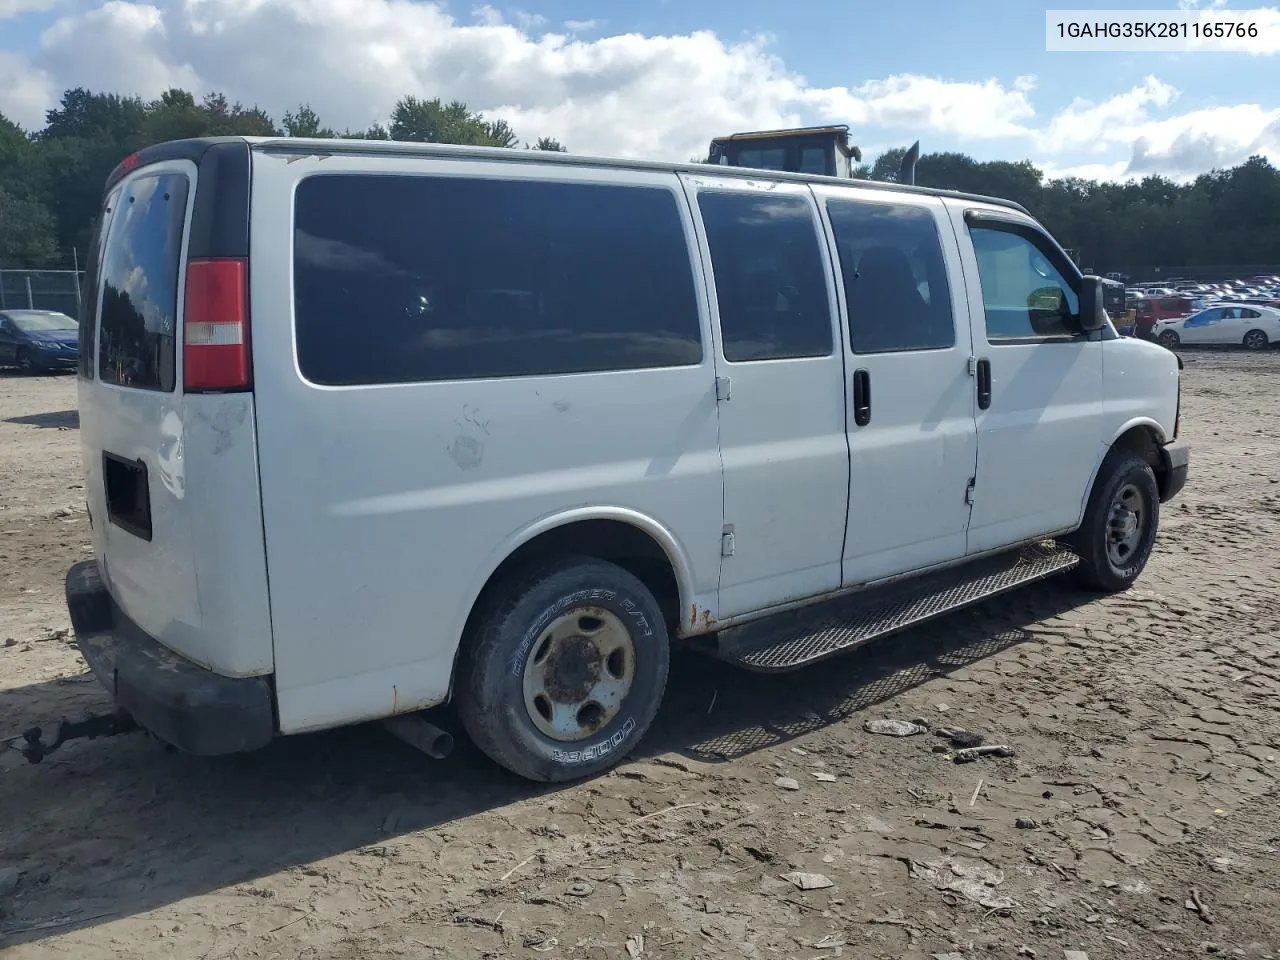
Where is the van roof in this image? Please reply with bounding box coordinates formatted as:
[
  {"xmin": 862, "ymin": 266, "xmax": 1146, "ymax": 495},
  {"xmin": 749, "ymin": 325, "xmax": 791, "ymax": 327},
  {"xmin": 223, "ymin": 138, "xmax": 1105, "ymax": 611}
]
[{"xmin": 105, "ymin": 135, "xmax": 1034, "ymax": 217}]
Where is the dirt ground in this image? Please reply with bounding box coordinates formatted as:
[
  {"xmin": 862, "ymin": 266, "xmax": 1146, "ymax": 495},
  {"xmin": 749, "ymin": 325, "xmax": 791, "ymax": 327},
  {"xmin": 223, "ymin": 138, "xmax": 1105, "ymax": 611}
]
[{"xmin": 1, "ymin": 351, "xmax": 1278, "ymax": 960}]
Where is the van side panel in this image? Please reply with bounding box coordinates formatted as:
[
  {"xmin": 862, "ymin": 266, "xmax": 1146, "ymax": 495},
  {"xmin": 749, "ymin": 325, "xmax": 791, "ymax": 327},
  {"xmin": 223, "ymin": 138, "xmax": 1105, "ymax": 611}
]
[
  {"xmin": 80, "ymin": 148, "xmax": 274, "ymax": 678},
  {"xmin": 248, "ymin": 153, "xmax": 724, "ymax": 734}
]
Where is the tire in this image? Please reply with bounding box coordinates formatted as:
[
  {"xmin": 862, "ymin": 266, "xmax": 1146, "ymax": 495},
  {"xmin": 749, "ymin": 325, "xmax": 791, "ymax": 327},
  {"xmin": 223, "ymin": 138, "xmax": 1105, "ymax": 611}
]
[
  {"xmin": 1243, "ymin": 329, "xmax": 1269, "ymax": 351},
  {"xmin": 15, "ymin": 347, "xmax": 35, "ymax": 374},
  {"xmin": 1157, "ymin": 330, "xmax": 1180, "ymax": 349},
  {"xmin": 457, "ymin": 557, "xmax": 670, "ymax": 783},
  {"xmin": 1068, "ymin": 450, "xmax": 1160, "ymax": 593}
]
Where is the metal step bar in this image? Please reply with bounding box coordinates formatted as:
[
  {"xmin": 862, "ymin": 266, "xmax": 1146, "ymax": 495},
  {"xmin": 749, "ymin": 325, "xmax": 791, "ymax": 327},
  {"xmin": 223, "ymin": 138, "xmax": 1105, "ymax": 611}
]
[{"xmin": 703, "ymin": 542, "xmax": 1079, "ymax": 673}]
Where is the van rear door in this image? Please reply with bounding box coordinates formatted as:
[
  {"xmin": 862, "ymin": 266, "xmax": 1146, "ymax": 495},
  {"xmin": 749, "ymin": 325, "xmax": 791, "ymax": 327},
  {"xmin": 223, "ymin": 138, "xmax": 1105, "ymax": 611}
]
[{"xmin": 78, "ymin": 141, "xmax": 274, "ymax": 678}]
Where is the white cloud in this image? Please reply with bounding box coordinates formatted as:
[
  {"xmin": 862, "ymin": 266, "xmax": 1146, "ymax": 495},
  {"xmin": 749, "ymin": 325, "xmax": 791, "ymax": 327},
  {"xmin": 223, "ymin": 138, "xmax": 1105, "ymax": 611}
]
[
  {"xmin": 836, "ymin": 73, "xmax": 1037, "ymax": 139},
  {"xmin": 40, "ymin": 1, "xmax": 200, "ymax": 104},
  {"xmin": 1033, "ymin": 76, "xmax": 1280, "ymax": 180},
  {"xmin": 9, "ymin": 0, "xmax": 1041, "ymax": 162},
  {"xmin": 0, "ymin": 0, "xmax": 57, "ymax": 17},
  {"xmin": 3, "ymin": 0, "xmax": 1278, "ymax": 183},
  {"xmin": 0, "ymin": 51, "xmax": 56, "ymax": 128},
  {"xmin": 1037, "ymin": 76, "xmax": 1178, "ymax": 154}
]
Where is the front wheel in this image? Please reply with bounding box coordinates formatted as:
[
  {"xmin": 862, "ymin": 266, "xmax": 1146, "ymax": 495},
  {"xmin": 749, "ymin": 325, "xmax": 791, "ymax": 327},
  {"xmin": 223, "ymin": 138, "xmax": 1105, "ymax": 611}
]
[
  {"xmin": 457, "ymin": 557, "xmax": 670, "ymax": 782},
  {"xmin": 15, "ymin": 348, "xmax": 35, "ymax": 374},
  {"xmin": 1068, "ymin": 450, "xmax": 1160, "ymax": 592},
  {"xmin": 1243, "ymin": 329, "xmax": 1269, "ymax": 351},
  {"xmin": 1158, "ymin": 330, "xmax": 1180, "ymax": 349}
]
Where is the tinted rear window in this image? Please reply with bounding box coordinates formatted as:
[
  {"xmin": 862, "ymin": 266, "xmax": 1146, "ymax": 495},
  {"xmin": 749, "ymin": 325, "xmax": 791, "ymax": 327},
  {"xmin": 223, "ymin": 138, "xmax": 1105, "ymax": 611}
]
[
  {"xmin": 97, "ymin": 173, "xmax": 189, "ymax": 391},
  {"xmin": 293, "ymin": 174, "xmax": 703, "ymax": 386}
]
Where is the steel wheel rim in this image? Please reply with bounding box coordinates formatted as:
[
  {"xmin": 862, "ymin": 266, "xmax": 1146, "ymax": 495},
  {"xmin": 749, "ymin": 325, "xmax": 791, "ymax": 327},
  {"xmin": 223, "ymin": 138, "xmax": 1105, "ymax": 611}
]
[
  {"xmin": 1106, "ymin": 482, "xmax": 1146, "ymax": 568},
  {"xmin": 1244, "ymin": 331, "xmax": 1266, "ymax": 350},
  {"xmin": 521, "ymin": 606, "xmax": 636, "ymax": 742}
]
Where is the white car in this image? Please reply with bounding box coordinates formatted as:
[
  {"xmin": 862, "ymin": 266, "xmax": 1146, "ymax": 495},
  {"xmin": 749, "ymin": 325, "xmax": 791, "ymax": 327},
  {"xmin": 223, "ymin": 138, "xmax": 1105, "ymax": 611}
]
[
  {"xmin": 61, "ymin": 135, "xmax": 1188, "ymax": 783},
  {"xmin": 1154, "ymin": 304, "xmax": 1280, "ymax": 350}
]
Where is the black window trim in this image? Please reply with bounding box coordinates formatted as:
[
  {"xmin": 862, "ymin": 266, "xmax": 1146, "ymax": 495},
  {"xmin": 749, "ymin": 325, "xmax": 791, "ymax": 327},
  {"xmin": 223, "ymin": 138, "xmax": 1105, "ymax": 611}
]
[
  {"xmin": 696, "ymin": 187, "xmax": 837, "ymax": 365},
  {"xmin": 80, "ymin": 185, "xmax": 123, "ymax": 381},
  {"xmin": 963, "ymin": 209, "xmax": 1092, "ymax": 347}
]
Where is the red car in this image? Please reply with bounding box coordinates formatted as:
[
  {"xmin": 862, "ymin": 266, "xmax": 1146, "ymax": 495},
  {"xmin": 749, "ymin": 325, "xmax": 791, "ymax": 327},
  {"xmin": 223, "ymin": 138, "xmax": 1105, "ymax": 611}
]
[{"xmin": 1134, "ymin": 296, "xmax": 1194, "ymax": 339}]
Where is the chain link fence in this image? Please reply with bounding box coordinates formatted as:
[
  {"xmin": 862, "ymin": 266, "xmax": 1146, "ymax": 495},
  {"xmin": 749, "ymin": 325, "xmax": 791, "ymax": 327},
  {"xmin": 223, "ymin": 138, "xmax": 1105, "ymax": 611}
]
[{"xmin": 0, "ymin": 269, "xmax": 85, "ymax": 319}]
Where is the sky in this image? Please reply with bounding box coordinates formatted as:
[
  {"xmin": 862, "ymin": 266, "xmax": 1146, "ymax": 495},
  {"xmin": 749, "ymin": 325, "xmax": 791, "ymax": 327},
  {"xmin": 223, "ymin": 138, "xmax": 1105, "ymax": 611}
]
[{"xmin": 1, "ymin": 0, "xmax": 1279, "ymax": 182}]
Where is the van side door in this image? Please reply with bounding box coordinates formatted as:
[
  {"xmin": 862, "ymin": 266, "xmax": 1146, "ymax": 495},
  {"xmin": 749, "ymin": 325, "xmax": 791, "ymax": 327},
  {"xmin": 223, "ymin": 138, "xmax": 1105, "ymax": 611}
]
[
  {"xmin": 945, "ymin": 202, "xmax": 1105, "ymax": 554},
  {"xmin": 812, "ymin": 187, "xmax": 979, "ymax": 583},
  {"xmin": 680, "ymin": 174, "xmax": 850, "ymax": 620}
]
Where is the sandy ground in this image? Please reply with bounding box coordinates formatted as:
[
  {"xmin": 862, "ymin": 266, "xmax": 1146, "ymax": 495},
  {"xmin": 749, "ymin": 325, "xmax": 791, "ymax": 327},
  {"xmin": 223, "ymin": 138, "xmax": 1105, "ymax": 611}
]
[{"xmin": 0, "ymin": 352, "xmax": 1278, "ymax": 960}]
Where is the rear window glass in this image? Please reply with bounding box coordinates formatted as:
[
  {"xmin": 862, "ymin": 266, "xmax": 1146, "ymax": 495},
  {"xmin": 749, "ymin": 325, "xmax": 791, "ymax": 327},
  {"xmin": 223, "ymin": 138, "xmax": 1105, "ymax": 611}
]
[
  {"xmin": 293, "ymin": 174, "xmax": 703, "ymax": 386},
  {"xmin": 97, "ymin": 173, "xmax": 189, "ymax": 391}
]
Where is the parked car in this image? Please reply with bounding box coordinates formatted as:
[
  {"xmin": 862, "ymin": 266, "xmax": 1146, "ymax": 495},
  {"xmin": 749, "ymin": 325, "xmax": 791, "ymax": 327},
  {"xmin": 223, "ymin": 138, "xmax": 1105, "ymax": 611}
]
[
  {"xmin": 0, "ymin": 309, "xmax": 80, "ymax": 372},
  {"xmin": 1154, "ymin": 304, "xmax": 1280, "ymax": 350},
  {"xmin": 63, "ymin": 136, "xmax": 1188, "ymax": 783},
  {"xmin": 1134, "ymin": 295, "xmax": 1194, "ymax": 339}
]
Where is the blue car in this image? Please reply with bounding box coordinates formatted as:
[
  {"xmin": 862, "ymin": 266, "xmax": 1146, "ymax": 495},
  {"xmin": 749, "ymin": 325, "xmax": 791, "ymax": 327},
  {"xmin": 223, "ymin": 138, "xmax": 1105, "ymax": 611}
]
[{"xmin": 0, "ymin": 309, "xmax": 80, "ymax": 373}]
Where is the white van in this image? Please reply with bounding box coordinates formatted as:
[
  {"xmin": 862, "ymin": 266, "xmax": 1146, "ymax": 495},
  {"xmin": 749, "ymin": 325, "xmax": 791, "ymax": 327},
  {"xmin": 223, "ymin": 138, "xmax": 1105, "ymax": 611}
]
[{"xmin": 66, "ymin": 137, "xmax": 1188, "ymax": 782}]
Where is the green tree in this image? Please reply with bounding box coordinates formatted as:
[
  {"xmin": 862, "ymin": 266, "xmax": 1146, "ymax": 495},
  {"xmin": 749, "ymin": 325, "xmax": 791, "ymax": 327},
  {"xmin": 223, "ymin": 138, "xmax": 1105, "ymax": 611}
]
[
  {"xmin": 530, "ymin": 135, "xmax": 567, "ymax": 152},
  {"xmin": 0, "ymin": 184, "xmax": 57, "ymax": 266},
  {"xmin": 282, "ymin": 104, "xmax": 336, "ymax": 138},
  {"xmin": 389, "ymin": 96, "xmax": 520, "ymax": 147}
]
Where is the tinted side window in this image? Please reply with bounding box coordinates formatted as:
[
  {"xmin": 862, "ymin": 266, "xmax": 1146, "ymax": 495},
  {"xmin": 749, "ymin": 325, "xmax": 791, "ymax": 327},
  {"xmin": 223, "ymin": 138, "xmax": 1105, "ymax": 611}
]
[
  {"xmin": 698, "ymin": 192, "xmax": 833, "ymax": 362},
  {"xmin": 969, "ymin": 226, "xmax": 1080, "ymax": 341},
  {"xmin": 80, "ymin": 187, "xmax": 121, "ymax": 379},
  {"xmin": 98, "ymin": 174, "xmax": 189, "ymax": 390},
  {"xmin": 737, "ymin": 148, "xmax": 786, "ymax": 171},
  {"xmin": 799, "ymin": 147, "xmax": 827, "ymax": 175},
  {"xmin": 294, "ymin": 175, "xmax": 702, "ymax": 386},
  {"xmin": 827, "ymin": 199, "xmax": 956, "ymax": 354}
]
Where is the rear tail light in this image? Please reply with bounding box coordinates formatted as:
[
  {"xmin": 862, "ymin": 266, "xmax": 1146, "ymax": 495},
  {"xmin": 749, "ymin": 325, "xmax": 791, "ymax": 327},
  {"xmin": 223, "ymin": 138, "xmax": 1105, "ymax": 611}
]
[{"xmin": 184, "ymin": 258, "xmax": 250, "ymax": 392}]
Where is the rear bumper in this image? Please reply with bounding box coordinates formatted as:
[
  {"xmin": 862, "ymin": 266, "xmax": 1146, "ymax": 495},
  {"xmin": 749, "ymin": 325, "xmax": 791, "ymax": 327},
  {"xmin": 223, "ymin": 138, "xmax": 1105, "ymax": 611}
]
[
  {"xmin": 1159, "ymin": 439, "xmax": 1190, "ymax": 502},
  {"xmin": 66, "ymin": 559, "xmax": 276, "ymax": 755}
]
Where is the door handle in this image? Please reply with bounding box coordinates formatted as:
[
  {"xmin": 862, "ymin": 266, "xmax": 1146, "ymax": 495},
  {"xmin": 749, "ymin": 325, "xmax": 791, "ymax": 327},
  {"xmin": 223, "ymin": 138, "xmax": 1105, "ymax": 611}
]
[
  {"xmin": 976, "ymin": 358, "xmax": 992, "ymax": 410},
  {"xmin": 852, "ymin": 368, "xmax": 872, "ymax": 426}
]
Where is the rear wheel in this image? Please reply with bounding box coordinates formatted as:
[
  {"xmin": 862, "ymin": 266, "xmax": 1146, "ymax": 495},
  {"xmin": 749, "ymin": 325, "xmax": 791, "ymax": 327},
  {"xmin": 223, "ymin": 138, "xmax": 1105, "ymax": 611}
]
[
  {"xmin": 1158, "ymin": 330, "xmax": 1180, "ymax": 349},
  {"xmin": 1068, "ymin": 450, "xmax": 1160, "ymax": 593},
  {"xmin": 458, "ymin": 557, "xmax": 669, "ymax": 782},
  {"xmin": 1243, "ymin": 329, "xmax": 1269, "ymax": 351}
]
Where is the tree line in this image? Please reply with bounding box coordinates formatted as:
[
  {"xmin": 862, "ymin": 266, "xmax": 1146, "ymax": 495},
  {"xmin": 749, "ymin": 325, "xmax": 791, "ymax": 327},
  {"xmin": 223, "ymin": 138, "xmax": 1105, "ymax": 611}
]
[
  {"xmin": 856, "ymin": 147, "xmax": 1280, "ymax": 273},
  {"xmin": 3, "ymin": 86, "xmax": 1279, "ymax": 273},
  {"xmin": 0, "ymin": 88, "xmax": 567, "ymax": 267}
]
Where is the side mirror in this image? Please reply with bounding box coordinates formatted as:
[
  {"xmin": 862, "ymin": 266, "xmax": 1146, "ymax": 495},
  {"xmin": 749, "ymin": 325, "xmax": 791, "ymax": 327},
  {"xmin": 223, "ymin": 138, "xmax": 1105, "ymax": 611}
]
[{"xmin": 1078, "ymin": 275, "xmax": 1107, "ymax": 332}]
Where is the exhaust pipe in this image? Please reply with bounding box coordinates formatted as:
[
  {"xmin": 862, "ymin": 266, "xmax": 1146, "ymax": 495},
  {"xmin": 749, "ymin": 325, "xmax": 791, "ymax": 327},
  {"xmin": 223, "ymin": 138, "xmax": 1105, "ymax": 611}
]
[
  {"xmin": 382, "ymin": 714, "xmax": 455, "ymax": 759},
  {"xmin": 899, "ymin": 140, "xmax": 920, "ymax": 186}
]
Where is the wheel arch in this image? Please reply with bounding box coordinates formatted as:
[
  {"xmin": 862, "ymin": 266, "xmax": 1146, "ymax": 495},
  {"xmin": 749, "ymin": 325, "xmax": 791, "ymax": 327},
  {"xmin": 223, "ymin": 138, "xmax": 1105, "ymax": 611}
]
[
  {"xmin": 448, "ymin": 508, "xmax": 702, "ymax": 699},
  {"xmin": 1076, "ymin": 420, "xmax": 1169, "ymax": 527}
]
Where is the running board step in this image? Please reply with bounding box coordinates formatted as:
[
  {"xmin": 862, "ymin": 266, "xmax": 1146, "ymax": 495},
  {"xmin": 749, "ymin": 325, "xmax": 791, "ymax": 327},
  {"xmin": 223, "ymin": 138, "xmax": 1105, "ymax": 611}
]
[{"xmin": 703, "ymin": 543, "xmax": 1079, "ymax": 673}]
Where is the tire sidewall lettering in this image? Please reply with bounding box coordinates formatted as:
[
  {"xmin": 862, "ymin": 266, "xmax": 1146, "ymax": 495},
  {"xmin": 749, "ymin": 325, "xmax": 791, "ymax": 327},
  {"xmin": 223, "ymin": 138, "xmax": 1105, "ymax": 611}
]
[{"xmin": 551, "ymin": 716, "xmax": 638, "ymax": 765}]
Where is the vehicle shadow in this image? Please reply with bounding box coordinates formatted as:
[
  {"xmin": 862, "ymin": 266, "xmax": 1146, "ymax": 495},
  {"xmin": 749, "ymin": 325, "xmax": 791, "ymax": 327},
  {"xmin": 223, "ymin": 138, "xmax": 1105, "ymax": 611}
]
[
  {"xmin": 0, "ymin": 578, "xmax": 1093, "ymax": 947},
  {"xmin": 3, "ymin": 409, "xmax": 79, "ymax": 429}
]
